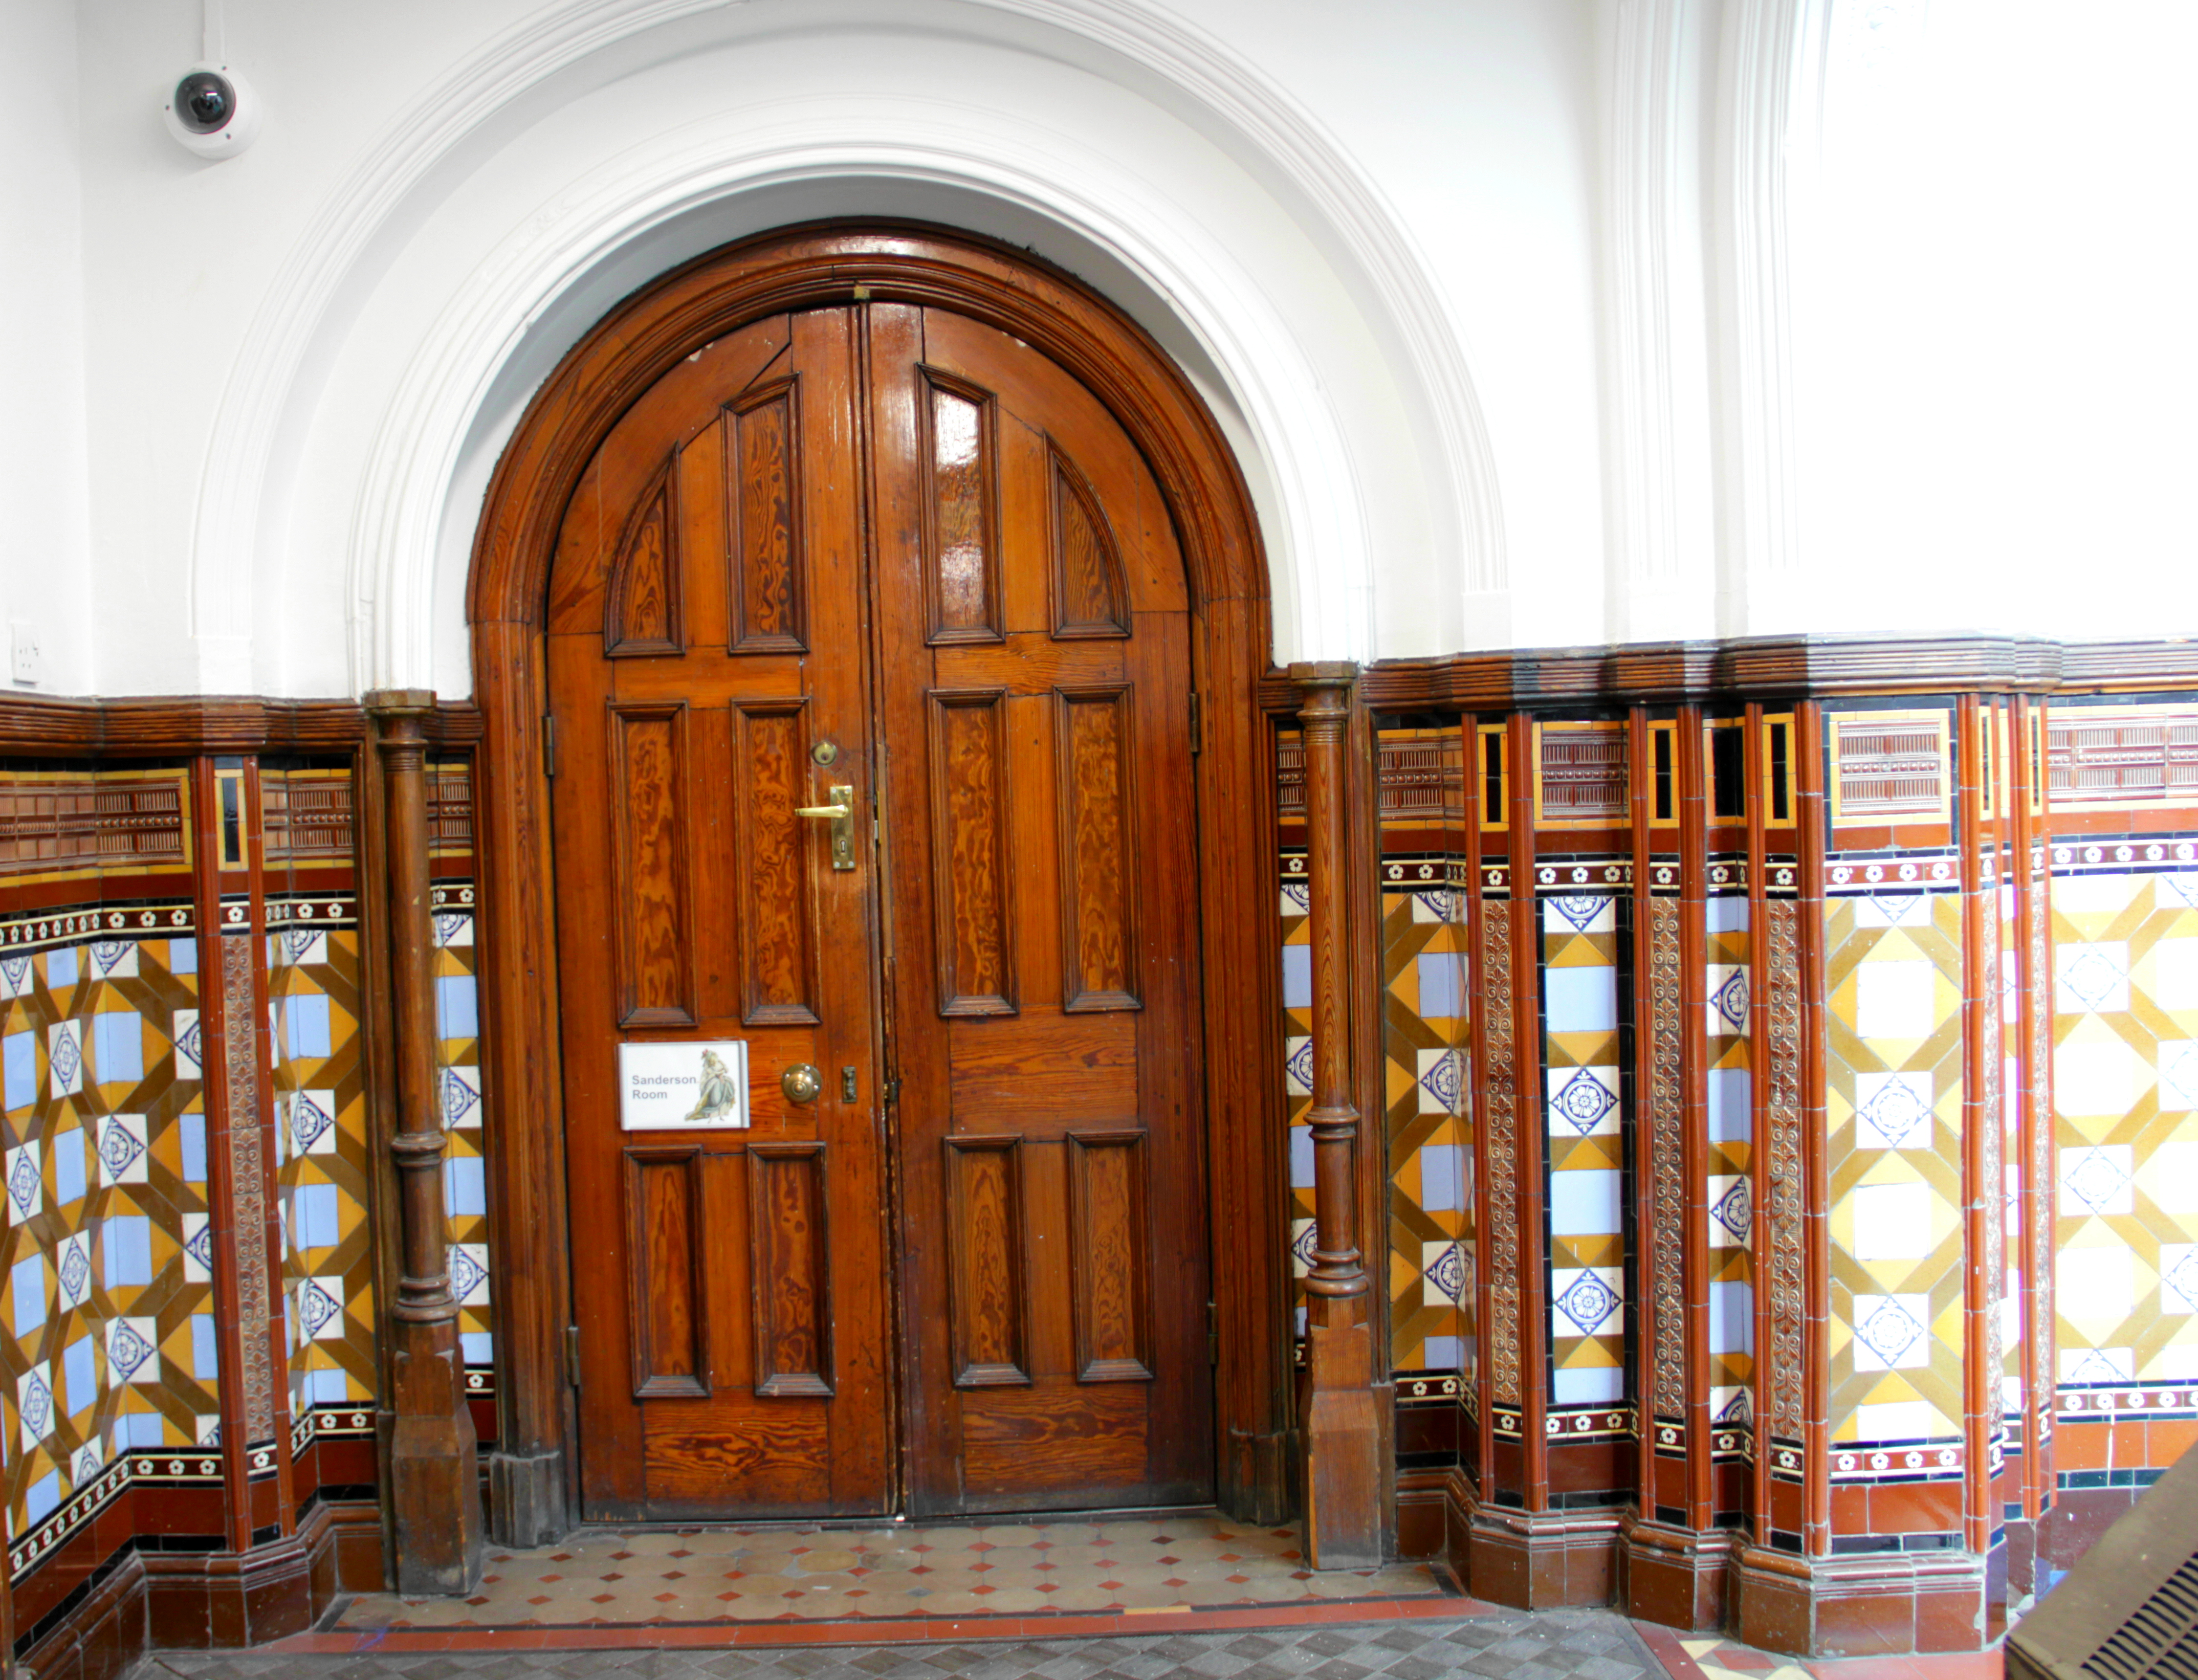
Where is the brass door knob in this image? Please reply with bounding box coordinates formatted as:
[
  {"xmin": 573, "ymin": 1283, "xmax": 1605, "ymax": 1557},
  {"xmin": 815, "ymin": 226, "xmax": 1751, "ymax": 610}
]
[{"xmin": 782, "ymin": 1063, "xmax": 823, "ymax": 1104}]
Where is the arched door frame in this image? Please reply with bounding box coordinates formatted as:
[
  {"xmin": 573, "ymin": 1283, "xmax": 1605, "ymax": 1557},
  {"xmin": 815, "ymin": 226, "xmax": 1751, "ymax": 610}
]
[{"xmin": 467, "ymin": 222, "xmax": 1292, "ymax": 1542}]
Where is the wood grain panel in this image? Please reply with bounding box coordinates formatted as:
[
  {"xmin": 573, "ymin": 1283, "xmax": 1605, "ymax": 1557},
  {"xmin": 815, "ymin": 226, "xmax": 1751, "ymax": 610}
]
[
  {"xmin": 923, "ymin": 373, "xmax": 1002, "ymax": 643},
  {"xmin": 945, "ymin": 1135, "xmax": 1030, "ymax": 1387},
  {"xmin": 1050, "ymin": 446, "xmax": 1128, "ymax": 638},
  {"xmin": 1068, "ymin": 1129, "xmax": 1153, "ymax": 1383},
  {"xmin": 961, "ymin": 1385, "xmax": 1146, "ymax": 1493},
  {"xmin": 728, "ymin": 378, "xmax": 806, "ymax": 652},
  {"xmin": 747, "ymin": 1141, "xmax": 833, "ymax": 1397},
  {"xmin": 927, "ymin": 689, "xmax": 1015, "ymax": 1016},
  {"xmin": 733, "ymin": 702, "xmax": 819, "ymax": 1024},
  {"xmin": 1055, "ymin": 686, "xmax": 1140, "ymax": 1011},
  {"xmin": 604, "ymin": 454, "xmax": 683, "ymax": 657},
  {"xmin": 948, "ymin": 1013, "xmax": 1137, "ymax": 1119},
  {"xmin": 643, "ymin": 1398, "xmax": 829, "ymax": 1508},
  {"xmin": 610, "ymin": 702, "xmax": 696, "ymax": 1025},
  {"xmin": 625, "ymin": 1146, "xmax": 708, "ymax": 1398}
]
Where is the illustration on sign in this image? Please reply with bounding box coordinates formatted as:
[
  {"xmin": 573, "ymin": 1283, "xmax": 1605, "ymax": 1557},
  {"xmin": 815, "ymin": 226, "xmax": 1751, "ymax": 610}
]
[{"xmin": 619, "ymin": 1040, "xmax": 748, "ymax": 1130}]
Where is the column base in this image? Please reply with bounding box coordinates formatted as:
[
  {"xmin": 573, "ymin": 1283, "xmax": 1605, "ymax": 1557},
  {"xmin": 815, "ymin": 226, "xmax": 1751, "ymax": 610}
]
[
  {"xmin": 490, "ymin": 1446, "xmax": 569, "ymax": 1549},
  {"xmin": 1618, "ymin": 1512, "xmax": 1735, "ymax": 1630},
  {"xmin": 1730, "ymin": 1540, "xmax": 1991, "ymax": 1658},
  {"xmin": 385, "ymin": 1338, "xmax": 484, "ymax": 1596},
  {"xmin": 1447, "ymin": 1473, "xmax": 1623, "ymax": 1607},
  {"xmin": 1223, "ymin": 1426, "xmax": 1297, "ymax": 1527}
]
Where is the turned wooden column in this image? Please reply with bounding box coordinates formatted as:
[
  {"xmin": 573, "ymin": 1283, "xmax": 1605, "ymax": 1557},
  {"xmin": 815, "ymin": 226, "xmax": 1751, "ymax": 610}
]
[
  {"xmin": 1289, "ymin": 662, "xmax": 1383, "ymax": 1568},
  {"xmin": 369, "ymin": 691, "xmax": 484, "ymax": 1594}
]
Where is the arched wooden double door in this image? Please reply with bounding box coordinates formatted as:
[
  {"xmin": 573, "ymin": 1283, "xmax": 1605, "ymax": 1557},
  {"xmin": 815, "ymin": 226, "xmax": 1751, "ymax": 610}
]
[{"xmin": 547, "ymin": 299, "xmax": 1212, "ymax": 1520}]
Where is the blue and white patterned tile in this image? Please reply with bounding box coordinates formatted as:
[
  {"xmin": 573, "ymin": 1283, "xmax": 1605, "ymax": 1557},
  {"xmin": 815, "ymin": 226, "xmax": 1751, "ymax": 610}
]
[
  {"xmin": 1850, "ymin": 1293, "xmax": 1933, "ymax": 1372},
  {"xmin": 1546, "ymin": 1065, "xmax": 1620, "ymax": 1137},
  {"xmin": 1853, "ymin": 1072, "xmax": 1936, "ymax": 1150}
]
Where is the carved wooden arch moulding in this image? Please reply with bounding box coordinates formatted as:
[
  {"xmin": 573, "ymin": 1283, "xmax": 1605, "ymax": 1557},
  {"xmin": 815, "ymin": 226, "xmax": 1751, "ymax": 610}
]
[{"xmin": 465, "ymin": 221, "xmax": 1290, "ymax": 1541}]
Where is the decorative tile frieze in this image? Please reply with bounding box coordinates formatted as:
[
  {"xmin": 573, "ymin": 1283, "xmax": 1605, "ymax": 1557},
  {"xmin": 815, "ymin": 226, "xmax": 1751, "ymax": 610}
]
[{"xmin": 1826, "ymin": 852, "xmax": 1962, "ymax": 892}]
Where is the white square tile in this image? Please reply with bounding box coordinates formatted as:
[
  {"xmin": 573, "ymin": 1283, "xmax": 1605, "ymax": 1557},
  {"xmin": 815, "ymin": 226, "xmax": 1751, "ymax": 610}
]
[
  {"xmin": 1707, "ymin": 965, "xmax": 1750, "ymax": 1038},
  {"xmin": 1853, "ymin": 1072, "xmax": 1934, "ymax": 1150},
  {"xmin": 107, "ymin": 1318, "xmax": 158, "ymax": 1385},
  {"xmin": 2059, "ymin": 1345, "xmax": 2134, "ymax": 1385},
  {"xmin": 2158, "ymin": 1245, "xmax": 2198, "ymax": 1314},
  {"xmin": 1551, "ymin": 1268, "xmax": 1623, "ymax": 1337},
  {"xmin": 1852, "ymin": 1181, "xmax": 1933, "ymax": 1260},
  {"xmin": 2060, "ymin": 1144, "xmax": 2133, "ymax": 1216},
  {"xmin": 17, "ymin": 1363, "xmax": 54, "ymax": 1449},
  {"xmin": 1543, "ymin": 895, "xmax": 1615, "ymax": 937},
  {"xmin": 1855, "ymin": 894, "xmax": 1931, "ymax": 928},
  {"xmin": 1283, "ymin": 1036, "xmax": 1312, "ymax": 1096},
  {"xmin": 2159, "ymin": 1042, "xmax": 2198, "ymax": 1112},
  {"xmin": 4, "ymin": 1140, "xmax": 41, "ymax": 1222},
  {"xmin": 2058, "ymin": 942, "xmax": 2131, "ymax": 1014},
  {"xmin": 1855, "ymin": 960, "xmax": 1936, "ymax": 1040},
  {"xmin": 1850, "ymin": 1293, "xmax": 1932, "ymax": 1371},
  {"xmin": 1550, "ymin": 1169, "xmax": 1623, "ymax": 1237},
  {"xmin": 1417, "ymin": 1048, "xmax": 1462, "ymax": 1115},
  {"xmin": 2057, "ymin": 1243, "xmax": 2133, "ymax": 1318},
  {"xmin": 1546, "ymin": 1065, "xmax": 1620, "ymax": 1136},
  {"xmin": 1421, "ymin": 1240, "xmax": 1466, "ymax": 1302},
  {"xmin": 1853, "ymin": 1399, "xmax": 1944, "ymax": 1442},
  {"xmin": 2146, "ymin": 1142, "xmax": 2198, "ymax": 1213},
  {"xmin": 1708, "ymin": 1175, "xmax": 1752, "ymax": 1247},
  {"xmin": 2055, "ymin": 1039, "xmax": 2146, "ymax": 1120},
  {"xmin": 2155, "ymin": 938, "xmax": 2198, "ymax": 1011},
  {"xmin": 2158, "ymin": 874, "xmax": 2198, "ymax": 912},
  {"xmin": 46, "ymin": 1021, "xmax": 83, "ymax": 1100}
]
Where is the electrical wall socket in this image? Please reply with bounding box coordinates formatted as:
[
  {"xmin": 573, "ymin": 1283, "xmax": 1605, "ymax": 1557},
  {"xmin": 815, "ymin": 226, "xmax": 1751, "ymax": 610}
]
[{"xmin": 11, "ymin": 623, "xmax": 42, "ymax": 686}]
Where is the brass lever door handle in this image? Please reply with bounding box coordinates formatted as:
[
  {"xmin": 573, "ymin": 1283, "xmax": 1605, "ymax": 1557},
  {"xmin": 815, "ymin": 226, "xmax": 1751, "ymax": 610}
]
[{"xmin": 794, "ymin": 784, "xmax": 857, "ymax": 871}]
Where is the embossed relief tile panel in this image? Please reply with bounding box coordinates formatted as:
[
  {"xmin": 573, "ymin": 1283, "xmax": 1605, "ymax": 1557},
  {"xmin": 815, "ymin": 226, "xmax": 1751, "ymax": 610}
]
[
  {"xmin": 1382, "ymin": 870, "xmax": 1470, "ymax": 1386},
  {"xmin": 268, "ymin": 920, "xmax": 374, "ymax": 1410},
  {"xmin": 1823, "ymin": 890, "xmax": 1968, "ymax": 1474},
  {"xmin": 0, "ymin": 924, "xmax": 216, "ymax": 1559},
  {"xmin": 1542, "ymin": 893, "xmax": 1628, "ymax": 1410},
  {"xmin": 2049, "ymin": 859, "xmax": 2198, "ymax": 1395},
  {"xmin": 1705, "ymin": 891, "xmax": 1754, "ymax": 1448}
]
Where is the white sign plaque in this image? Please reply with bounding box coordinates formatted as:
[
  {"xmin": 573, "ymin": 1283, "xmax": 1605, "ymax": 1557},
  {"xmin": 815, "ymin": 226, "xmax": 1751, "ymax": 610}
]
[{"xmin": 619, "ymin": 1040, "xmax": 748, "ymax": 1131}]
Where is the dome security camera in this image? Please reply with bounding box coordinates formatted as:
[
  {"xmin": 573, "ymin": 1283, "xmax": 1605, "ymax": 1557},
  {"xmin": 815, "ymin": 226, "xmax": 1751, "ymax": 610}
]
[{"xmin": 164, "ymin": 63, "xmax": 261, "ymax": 158}]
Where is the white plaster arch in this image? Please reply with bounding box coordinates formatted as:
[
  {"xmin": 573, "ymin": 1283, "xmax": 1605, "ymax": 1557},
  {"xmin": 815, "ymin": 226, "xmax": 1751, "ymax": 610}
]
[{"xmin": 196, "ymin": 0, "xmax": 1506, "ymax": 696}]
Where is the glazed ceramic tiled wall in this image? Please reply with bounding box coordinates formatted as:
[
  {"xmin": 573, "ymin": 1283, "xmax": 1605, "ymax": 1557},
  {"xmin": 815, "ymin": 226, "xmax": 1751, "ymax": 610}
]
[
  {"xmin": 1543, "ymin": 892, "xmax": 1627, "ymax": 1407},
  {"xmin": 2046, "ymin": 701, "xmax": 2198, "ymax": 1477},
  {"xmin": 1823, "ymin": 888, "xmax": 1969, "ymax": 1459},
  {"xmin": 430, "ymin": 779, "xmax": 494, "ymax": 1402}
]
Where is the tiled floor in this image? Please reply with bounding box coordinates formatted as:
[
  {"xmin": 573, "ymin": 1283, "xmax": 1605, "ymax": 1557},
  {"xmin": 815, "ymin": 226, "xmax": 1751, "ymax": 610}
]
[
  {"xmin": 142, "ymin": 1606, "xmax": 1668, "ymax": 1679},
  {"xmin": 335, "ymin": 1516, "xmax": 1445, "ymax": 1630}
]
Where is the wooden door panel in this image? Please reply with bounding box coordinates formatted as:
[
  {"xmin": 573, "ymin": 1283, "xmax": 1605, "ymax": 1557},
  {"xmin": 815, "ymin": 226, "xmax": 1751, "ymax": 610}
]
[
  {"xmin": 925, "ymin": 689, "xmax": 1016, "ymax": 1016},
  {"xmin": 920, "ymin": 372, "xmax": 1004, "ymax": 643},
  {"xmin": 603, "ymin": 455, "xmax": 685, "ymax": 656},
  {"xmin": 1068, "ymin": 1129, "xmax": 1154, "ymax": 1383},
  {"xmin": 625, "ymin": 1146, "xmax": 708, "ymax": 1397},
  {"xmin": 727, "ymin": 376, "xmax": 807, "ymax": 653},
  {"xmin": 608, "ymin": 702, "xmax": 697, "ymax": 1027},
  {"xmin": 730, "ymin": 702, "xmax": 820, "ymax": 1025},
  {"xmin": 644, "ymin": 1396, "xmax": 830, "ymax": 1511},
  {"xmin": 946, "ymin": 1014, "xmax": 1138, "ymax": 1122},
  {"xmin": 962, "ymin": 1387, "xmax": 1148, "ymax": 1496},
  {"xmin": 945, "ymin": 1135, "xmax": 1030, "ymax": 1387},
  {"xmin": 1055, "ymin": 686, "xmax": 1140, "ymax": 1010},
  {"xmin": 747, "ymin": 1141, "xmax": 833, "ymax": 1397}
]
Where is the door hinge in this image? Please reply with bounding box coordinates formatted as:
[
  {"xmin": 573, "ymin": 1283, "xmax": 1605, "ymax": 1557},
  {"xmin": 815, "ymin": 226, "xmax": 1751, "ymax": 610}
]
[
  {"xmin": 542, "ymin": 715, "xmax": 558, "ymax": 778},
  {"xmin": 1189, "ymin": 692, "xmax": 1202, "ymax": 757},
  {"xmin": 1207, "ymin": 1300, "xmax": 1219, "ymax": 1367},
  {"xmin": 883, "ymin": 1076, "xmax": 902, "ymax": 1105},
  {"xmin": 565, "ymin": 1325, "xmax": 582, "ymax": 1388}
]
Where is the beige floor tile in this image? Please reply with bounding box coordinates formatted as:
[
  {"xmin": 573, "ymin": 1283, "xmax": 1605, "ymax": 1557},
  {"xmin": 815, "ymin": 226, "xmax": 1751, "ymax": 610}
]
[
  {"xmin": 1038, "ymin": 1585, "xmax": 1124, "ymax": 1611},
  {"xmin": 790, "ymin": 1545, "xmax": 862, "ymax": 1571},
  {"xmin": 848, "ymin": 1591, "xmax": 923, "ymax": 1616}
]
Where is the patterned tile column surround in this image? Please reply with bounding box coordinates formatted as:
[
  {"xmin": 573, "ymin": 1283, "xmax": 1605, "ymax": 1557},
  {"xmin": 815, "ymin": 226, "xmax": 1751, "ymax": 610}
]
[
  {"xmin": 190, "ymin": 757, "xmax": 295, "ymax": 1556},
  {"xmin": 2041, "ymin": 696, "xmax": 2198, "ymax": 1581}
]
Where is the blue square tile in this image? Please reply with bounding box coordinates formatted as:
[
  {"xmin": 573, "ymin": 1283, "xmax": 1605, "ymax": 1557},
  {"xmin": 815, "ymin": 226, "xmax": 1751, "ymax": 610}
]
[
  {"xmin": 445, "ymin": 1156, "xmax": 486, "ymax": 1218},
  {"xmin": 168, "ymin": 938, "xmax": 197, "ymax": 975},
  {"xmin": 1416, "ymin": 952, "xmax": 1461, "ymax": 1019},
  {"xmin": 1707, "ymin": 899, "xmax": 1749, "ymax": 934},
  {"xmin": 295, "ymin": 1183, "xmax": 340, "ymax": 1250},
  {"xmin": 1418, "ymin": 1144, "xmax": 1462, "ymax": 1213},
  {"xmin": 1710, "ymin": 1280, "xmax": 1753, "ymax": 1355},
  {"xmin": 3, "ymin": 1032, "xmax": 33, "ymax": 1113},
  {"xmin": 1281, "ymin": 945, "xmax": 1311, "ymax": 1009},
  {"xmin": 1553, "ymin": 1366, "xmax": 1625, "ymax": 1405},
  {"xmin": 436, "ymin": 977, "xmax": 478, "ymax": 1041},
  {"xmin": 13, "ymin": 1255, "xmax": 46, "ymax": 1337},
  {"xmin": 1550, "ymin": 1168, "xmax": 1623, "ymax": 1236},
  {"xmin": 46, "ymin": 948, "xmax": 78, "ymax": 991},
  {"xmin": 25, "ymin": 1471, "xmax": 59, "ymax": 1524},
  {"xmin": 93, "ymin": 1013, "xmax": 142, "ymax": 1087},
  {"xmin": 1543, "ymin": 966, "xmax": 1617, "ymax": 1034},
  {"xmin": 104, "ymin": 1217, "xmax": 152, "ymax": 1289},
  {"xmin": 285, "ymin": 995, "xmax": 331, "ymax": 1060},
  {"xmin": 180, "ymin": 1115, "xmax": 207, "ymax": 1184},
  {"xmin": 63, "ymin": 1335, "xmax": 95, "ymax": 1415},
  {"xmin": 190, "ymin": 1313, "xmax": 219, "ymax": 1379},
  {"xmin": 1708, "ymin": 1069, "xmax": 1752, "ymax": 1141},
  {"xmin": 52, "ymin": 1130, "xmax": 85, "ymax": 1206}
]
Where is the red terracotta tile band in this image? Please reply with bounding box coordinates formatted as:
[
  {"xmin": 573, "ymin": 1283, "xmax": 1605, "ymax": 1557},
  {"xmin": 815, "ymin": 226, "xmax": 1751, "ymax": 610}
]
[
  {"xmin": 1630, "ymin": 1617, "xmax": 1712, "ymax": 1680},
  {"xmin": 266, "ymin": 1591, "xmax": 1495, "ymax": 1653}
]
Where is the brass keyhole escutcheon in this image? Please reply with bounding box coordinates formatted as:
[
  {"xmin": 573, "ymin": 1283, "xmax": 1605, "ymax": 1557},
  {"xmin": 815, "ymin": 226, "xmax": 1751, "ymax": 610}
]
[
  {"xmin": 794, "ymin": 784, "xmax": 857, "ymax": 871},
  {"xmin": 811, "ymin": 741, "xmax": 839, "ymax": 766},
  {"xmin": 782, "ymin": 1063, "xmax": 823, "ymax": 1105}
]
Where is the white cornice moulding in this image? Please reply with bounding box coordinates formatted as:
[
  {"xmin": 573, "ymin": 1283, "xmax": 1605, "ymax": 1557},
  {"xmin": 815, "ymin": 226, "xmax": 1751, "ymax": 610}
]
[{"xmin": 185, "ymin": 0, "xmax": 1505, "ymax": 692}]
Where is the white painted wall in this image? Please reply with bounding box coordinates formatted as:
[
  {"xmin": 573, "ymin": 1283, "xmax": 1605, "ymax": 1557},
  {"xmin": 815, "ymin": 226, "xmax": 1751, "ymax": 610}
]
[
  {"xmin": 1, "ymin": 0, "xmax": 95, "ymax": 697},
  {"xmin": 6, "ymin": 0, "xmax": 2193, "ymax": 701}
]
